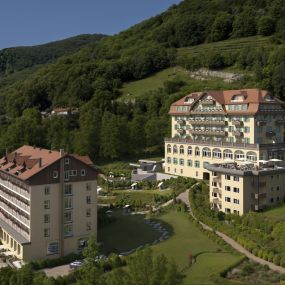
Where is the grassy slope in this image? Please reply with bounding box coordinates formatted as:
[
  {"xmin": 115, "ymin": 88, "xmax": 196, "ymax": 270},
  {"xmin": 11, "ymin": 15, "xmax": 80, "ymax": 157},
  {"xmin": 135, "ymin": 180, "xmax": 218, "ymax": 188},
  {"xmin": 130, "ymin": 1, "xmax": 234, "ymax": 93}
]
[
  {"xmin": 177, "ymin": 36, "xmax": 271, "ymax": 58},
  {"xmin": 263, "ymin": 204, "xmax": 285, "ymax": 221}
]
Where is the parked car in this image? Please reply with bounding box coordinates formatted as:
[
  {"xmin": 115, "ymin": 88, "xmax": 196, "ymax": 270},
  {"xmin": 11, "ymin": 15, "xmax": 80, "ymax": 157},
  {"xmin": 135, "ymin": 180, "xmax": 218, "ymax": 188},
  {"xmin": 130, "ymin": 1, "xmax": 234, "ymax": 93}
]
[{"xmin": 69, "ymin": 260, "xmax": 84, "ymax": 269}]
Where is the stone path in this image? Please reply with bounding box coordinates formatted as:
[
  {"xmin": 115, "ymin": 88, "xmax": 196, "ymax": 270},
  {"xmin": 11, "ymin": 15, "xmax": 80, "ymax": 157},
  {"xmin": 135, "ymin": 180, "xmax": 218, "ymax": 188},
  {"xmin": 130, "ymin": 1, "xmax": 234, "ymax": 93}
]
[
  {"xmin": 43, "ymin": 264, "xmax": 71, "ymax": 278},
  {"xmin": 177, "ymin": 187, "xmax": 285, "ymax": 274}
]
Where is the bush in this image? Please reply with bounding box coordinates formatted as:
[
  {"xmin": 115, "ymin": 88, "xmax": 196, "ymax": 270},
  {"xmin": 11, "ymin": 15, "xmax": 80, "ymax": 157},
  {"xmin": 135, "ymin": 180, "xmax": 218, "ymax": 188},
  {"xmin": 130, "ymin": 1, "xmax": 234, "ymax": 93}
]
[{"xmin": 273, "ymin": 254, "xmax": 281, "ymax": 266}]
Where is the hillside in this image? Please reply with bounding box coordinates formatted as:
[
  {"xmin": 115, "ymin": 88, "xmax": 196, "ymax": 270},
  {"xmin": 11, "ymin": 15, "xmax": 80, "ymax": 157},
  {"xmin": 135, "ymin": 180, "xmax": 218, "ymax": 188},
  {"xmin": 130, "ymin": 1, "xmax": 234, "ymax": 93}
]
[
  {"xmin": 0, "ymin": 34, "xmax": 106, "ymax": 75},
  {"xmin": 1, "ymin": 0, "xmax": 285, "ymax": 161}
]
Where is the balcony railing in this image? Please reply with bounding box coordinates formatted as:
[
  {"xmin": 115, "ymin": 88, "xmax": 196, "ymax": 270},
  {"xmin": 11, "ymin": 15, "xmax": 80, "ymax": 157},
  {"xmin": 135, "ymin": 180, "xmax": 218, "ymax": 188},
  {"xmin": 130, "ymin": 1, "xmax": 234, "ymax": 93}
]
[
  {"xmin": 201, "ymin": 99, "xmax": 214, "ymax": 105},
  {"xmin": 189, "ymin": 120, "xmax": 226, "ymax": 126},
  {"xmin": 192, "ymin": 110, "xmax": 225, "ymax": 115},
  {"xmin": 0, "ymin": 171, "xmax": 30, "ymax": 192},
  {"xmin": 233, "ymin": 131, "xmax": 243, "ymax": 137},
  {"xmin": 212, "ymin": 188, "xmax": 222, "ymax": 195},
  {"xmin": 177, "ymin": 129, "xmax": 186, "ymax": 134},
  {"xmin": 0, "ymin": 178, "xmax": 30, "ymax": 201},
  {"xmin": 232, "ymin": 120, "xmax": 243, "ymax": 126},
  {"xmin": 275, "ymin": 120, "xmax": 285, "ymax": 125},
  {"xmin": 176, "ymin": 119, "xmax": 186, "ymax": 125},
  {"xmin": 257, "ymin": 120, "xmax": 266, "ymax": 126},
  {"xmin": 189, "ymin": 129, "xmax": 227, "ymax": 136},
  {"xmin": 212, "ymin": 198, "xmax": 222, "ymax": 205}
]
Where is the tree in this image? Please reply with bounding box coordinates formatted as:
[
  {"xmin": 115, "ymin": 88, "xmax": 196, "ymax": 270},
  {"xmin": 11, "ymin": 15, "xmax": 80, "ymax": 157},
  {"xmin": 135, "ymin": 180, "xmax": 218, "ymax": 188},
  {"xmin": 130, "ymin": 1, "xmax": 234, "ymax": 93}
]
[
  {"xmin": 210, "ymin": 12, "xmax": 233, "ymax": 42},
  {"xmin": 258, "ymin": 16, "xmax": 275, "ymax": 36}
]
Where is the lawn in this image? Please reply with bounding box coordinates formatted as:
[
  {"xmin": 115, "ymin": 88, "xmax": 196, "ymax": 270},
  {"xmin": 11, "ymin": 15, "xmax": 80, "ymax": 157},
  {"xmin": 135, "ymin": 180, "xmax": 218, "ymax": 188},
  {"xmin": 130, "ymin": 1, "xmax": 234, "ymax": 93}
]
[
  {"xmin": 98, "ymin": 189, "xmax": 173, "ymax": 206},
  {"xmin": 99, "ymin": 209, "xmax": 242, "ymax": 284},
  {"xmin": 152, "ymin": 211, "xmax": 241, "ymax": 284},
  {"xmin": 263, "ymin": 203, "xmax": 285, "ymax": 221},
  {"xmin": 119, "ymin": 66, "xmax": 256, "ymax": 101}
]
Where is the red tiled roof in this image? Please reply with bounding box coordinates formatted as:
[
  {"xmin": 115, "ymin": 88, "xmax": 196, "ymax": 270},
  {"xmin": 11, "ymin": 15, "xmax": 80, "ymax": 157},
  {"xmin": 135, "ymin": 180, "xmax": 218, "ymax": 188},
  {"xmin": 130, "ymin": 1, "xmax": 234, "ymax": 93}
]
[
  {"xmin": 169, "ymin": 89, "xmax": 285, "ymax": 115},
  {"xmin": 0, "ymin": 145, "xmax": 95, "ymax": 181}
]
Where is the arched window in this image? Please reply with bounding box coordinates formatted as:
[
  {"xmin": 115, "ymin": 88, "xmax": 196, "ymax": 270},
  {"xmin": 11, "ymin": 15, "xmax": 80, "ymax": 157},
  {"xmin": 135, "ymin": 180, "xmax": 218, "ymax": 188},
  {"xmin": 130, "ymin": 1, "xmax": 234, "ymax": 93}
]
[
  {"xmin": 195, "ymin": 147, "xmax": 200, "ymax": 156},
  {"xmin": 223, "ymin": 149, "xmax": 233, "ymax": 160},
  {"xmin": 167, "ymin": 144, "xmax": 171, "ymax": 154},
  {"xmin": 202, "ymin": 147, "xmax": 211, "ymax": 158},
  {"xmin": 212, "ymin": 148, "xmax": 222, "ymax": 159},
  {"xmin": 246, "ymin": 151, "xmax": 257, "ymax": 162},
  {"xmin": 179, "ymin": 145, "xmax": 184, "ymax": 155},
  {"xmin": 235, "ymin": 150, "xmax": 245, "ymax": 161},
  {"xmin": 187, "ymin": 146, "xmax": 192, "ymax": 156},
  {"xmin": 173, "ymin": 145, "xmax": 178, "ymax": 154}
]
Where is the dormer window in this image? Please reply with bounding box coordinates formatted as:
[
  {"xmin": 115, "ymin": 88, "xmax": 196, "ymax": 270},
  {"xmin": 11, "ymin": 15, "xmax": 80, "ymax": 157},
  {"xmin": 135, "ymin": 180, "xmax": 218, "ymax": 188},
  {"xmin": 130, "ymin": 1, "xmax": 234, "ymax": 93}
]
[
  {"xmin": 231, "ymin": 95, "xmax": 245, "ymax": 102},
  {"xmin": 65, "ymin": 158, "xmax": 70, "ymax": 165},
  {"xmin": 184, "ymin": 97, "xmax": 194, "ymax": 104},
  {"xmin": 264, "ymin": 94, "xmax": 275, "ymax": 102}
]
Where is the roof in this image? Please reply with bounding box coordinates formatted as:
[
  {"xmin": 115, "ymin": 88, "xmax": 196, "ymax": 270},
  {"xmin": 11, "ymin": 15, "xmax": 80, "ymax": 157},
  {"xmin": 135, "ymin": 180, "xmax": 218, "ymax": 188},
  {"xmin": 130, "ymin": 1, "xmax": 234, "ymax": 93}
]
[
  {"xmin": 0, "ymin": 145, "xmax": 95, "ymax": 181},
  {"xmin": 169, "ymin": 89, "xmax": 285, "ymax": 115}
]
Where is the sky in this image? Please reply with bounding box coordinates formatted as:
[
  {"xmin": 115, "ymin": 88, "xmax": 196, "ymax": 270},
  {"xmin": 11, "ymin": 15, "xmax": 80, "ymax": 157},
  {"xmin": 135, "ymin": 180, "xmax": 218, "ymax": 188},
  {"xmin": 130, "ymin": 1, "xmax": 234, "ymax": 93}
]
[{"xmin": 1, "ymin": 0, "xmax": 182, "ymax": 49}]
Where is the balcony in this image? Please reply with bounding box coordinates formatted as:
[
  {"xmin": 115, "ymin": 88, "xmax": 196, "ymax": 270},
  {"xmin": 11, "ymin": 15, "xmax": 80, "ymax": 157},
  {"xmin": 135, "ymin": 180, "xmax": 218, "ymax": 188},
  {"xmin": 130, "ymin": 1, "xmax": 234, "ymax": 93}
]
[
  {"xmin": 232, "ymin": 120, "xmax": 243, "ymax": 126},
  {"xmin": 266, "ymin": 131, "xmax": 275, "ymax": 137},
  {"xmin": 177, "ymin": 119, "xmax": 186, "ymax": 125},
  {"xmin": 212, "ymin": 198, "xmax": 222, "ymax": 205},
  {"xmin": 212, "ymin": 187, "xmax": 222, "ymax": 195},
  {"xmin": 254, "ymin": 193, "xmax": 267, "ymax": 199},
  {"xmin": 177, "ymin": 129, "xmax": 186, "ymax": 134},
  {"xmin": 189, "ymin": 129, "xmax": 227, "ymax": 137},
  {"xmin": 189, "ymin": 120, "xmax": 226, "ymax": 126},
  {"xmin": 192, "ymin": 109, "xmax": 225, "ymax": 115},
  {"xmin": 233, "ymin": 131, "xmax": 243, "ymax": 137},
  {"xmin": 257, "ymin": 120, "xmax": 266, "ymax": 127},
  {"xmin": 275, "ymin": 120, "xmax": 285, "ymax": 125}
]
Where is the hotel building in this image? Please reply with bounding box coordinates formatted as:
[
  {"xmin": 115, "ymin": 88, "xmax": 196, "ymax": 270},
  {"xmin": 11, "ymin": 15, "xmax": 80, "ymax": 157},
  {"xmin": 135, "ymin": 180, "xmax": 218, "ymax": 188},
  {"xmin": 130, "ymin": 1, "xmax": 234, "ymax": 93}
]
[
  {"xmin": 164, "ymin": 89, "xmax": 285, "ymax": 214},
  {"xmin": 0, "ymin": 145, "xmax": 97, "ymax": 261}
]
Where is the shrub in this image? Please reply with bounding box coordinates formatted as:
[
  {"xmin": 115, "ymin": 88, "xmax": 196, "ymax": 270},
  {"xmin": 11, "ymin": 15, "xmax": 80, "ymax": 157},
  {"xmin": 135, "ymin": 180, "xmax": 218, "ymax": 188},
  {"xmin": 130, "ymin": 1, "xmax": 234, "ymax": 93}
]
[{"xmin": 273, "ymin": 254, "xmax": 281, "ymax": 266}]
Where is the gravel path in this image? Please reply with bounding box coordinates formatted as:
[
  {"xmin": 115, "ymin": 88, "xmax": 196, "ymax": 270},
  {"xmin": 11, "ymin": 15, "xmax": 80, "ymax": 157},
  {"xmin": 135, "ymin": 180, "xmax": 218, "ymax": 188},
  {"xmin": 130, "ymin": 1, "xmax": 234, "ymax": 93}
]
[
  {"xmin": 177, "ymin": 187, "xmax": 285, "ymax": 274},
  {"xmin": 43, "ymin": 264, "xmax": 71, "ymax": 278}
]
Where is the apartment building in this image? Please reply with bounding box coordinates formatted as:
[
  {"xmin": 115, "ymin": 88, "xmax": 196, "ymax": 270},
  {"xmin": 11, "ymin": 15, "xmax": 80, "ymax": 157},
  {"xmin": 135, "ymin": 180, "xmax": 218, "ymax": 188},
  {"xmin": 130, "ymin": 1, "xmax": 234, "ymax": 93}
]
[
  {"xmin": 0, "ymin": 145, "xmax": 97, "ymax": 261},
  {"xmin": 205, "ymin": 161, "xmax": 285, "ymax": 215},
  {"xmin": 165, "ymin": 89, "xmax": 285, "ymax": 180}
]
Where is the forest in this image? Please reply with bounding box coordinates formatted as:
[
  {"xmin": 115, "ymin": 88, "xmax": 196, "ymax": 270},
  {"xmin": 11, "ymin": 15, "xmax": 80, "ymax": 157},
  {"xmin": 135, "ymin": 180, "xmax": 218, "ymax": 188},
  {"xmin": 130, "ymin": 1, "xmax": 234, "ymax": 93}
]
[{"xmin": 1, "ymin": 0, "xmax": 285, "ymax": 161}]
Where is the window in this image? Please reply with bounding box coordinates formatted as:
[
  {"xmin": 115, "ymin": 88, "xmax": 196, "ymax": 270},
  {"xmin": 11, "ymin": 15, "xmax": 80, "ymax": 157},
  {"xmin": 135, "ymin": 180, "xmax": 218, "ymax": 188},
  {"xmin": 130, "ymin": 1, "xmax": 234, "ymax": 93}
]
[
  {"xmin": 270, "ymin": 198, "xmax": 274, "ymax": 203},
  {"xmin": 44, "ymin": 214, "xmax": 50, "ymax": 223},
  {"xmin": 223, "ymin": 149, "xmax": 233, "ymax": 160},
  {"xmin": 245, "ymin": 138, "xmax": 250, "ymax": 144},
  {"xmin": 202, "ymin": 147, "xmax": 211, "ymax": 158},
  {"xmin": 277, "ymin": 186, "xmax": 280, "ymax": 191},
  {"xmin": 173, "ymin": 158, "xmax": 178, "ymax": 165},
  {"xmin": 225, "ymin": 208, "xmax": 231, "ymax": 213},
  {"xmin": 44, "ymin": 228, "xmax": 50, "ymax": 237},
  {"xmin": 244, "ymin": 127, "xmax": 250, "ymax": 133},
  {"xmin": 86, "ymin": 183, "xmax": 91, "ymax": 191},
  {"xmin": 233, "ymin": 187, "xmax": 239, "ymax": 193},
  {"xmin": 86, "ymin": 222, "xmax": 91, "ymax": 231},
  {"xmin": 246, "ymin": 152, "xmax": 257, "ymax": 162},
  {"xmin": 65, "ymin": 158, "xmax": 70, "ymax": 165},
  {"xmin": 233, "ymin": 199, "xmax": 239, "ymax": 204},
  {"xmin": 81, "ymin": 169, "xmax": 86, "ymax": 176},
  {"xmin": 64, "ymin": 211, "xmax": 72, "ymax": 223},
  {"xmin": 179, "ymin": 159, "xmax": 184, "ymax": 166},
  {"xmin": 173, "ymin": 145, "xmax": 178, "ymax": 154},
  {"xmin": 167, "ymin": 157, "xmax": 171, "ymax": 163},
  {"xmin": 194, "ymin": 160, "xmax": 200, "ymax": 168},
  {"xmin": 225, "ymin": 186, "xmax": 231, "ymax": 191},
  {"xmin": 69, "ymin": 170, "xmax": 77, "ymax": 176},
  {"xmin": 233, "ymin": 176, "xmax": 239, "ymax": 182},
  {"xmin": 86, "ymin": 196, "xmax": 91, "ymax": 204},
  {"xmin": 187, "ymin": 146, "xmax": 192, "ymax": 155},
  {"xmin": 44, "ymin": 200, "xmax": 50, "ymax": 210},
  {"xmin": 225, "ymin": 197, "xmax": 231, "ymax": 202},
  {"xmin": 187, "ymin": 160, "xmax": 192, "ymax": 167},
  {"xmin": 179, "ymin": 146, "xmax": 184, "ymax": 155},
  {"xmin": 44, "ymin": 186, "xmax": 50, "ymax": 195},
  {"xmin": 180, "ymin": 169, "xmax": 183, "ymax": 174},
  {"xmin": 225, "ymin": 175, "xmax": 231, "ymax": 180},
  {"xmin": 86, "ymin": 209, "xmax": 91, "ymax": 217},
  {"xmin": 167, "ymin": 144, "xmax": 171, "ymax": 153},
  {"xmin": 64, "ymin": 197, "xmax": 73, "ymax": 209},
  {"xmin": 195, "ymin": 147, "xmax": 200, "ymax": 156},
  {"xmin": 64, "ymin": 171, "xmax": 69, "ymax": 181},
  {"xmin": 213, "ymin": 148, "xmax": 222, "ymax": 159},
  {"xmin": 53, "ymin": 171, "xmax": 58, "ymax": 179},
  {"xmin": 64, "ymin": 224, "xmax": 73, "ymax": 237},
  {"xmin": 64, "ymin": 184, "xmax": 72, "ymax": 196},
  {"xmin": 235, "ymin": 150, "xmax": 245, "ymax": 160}
]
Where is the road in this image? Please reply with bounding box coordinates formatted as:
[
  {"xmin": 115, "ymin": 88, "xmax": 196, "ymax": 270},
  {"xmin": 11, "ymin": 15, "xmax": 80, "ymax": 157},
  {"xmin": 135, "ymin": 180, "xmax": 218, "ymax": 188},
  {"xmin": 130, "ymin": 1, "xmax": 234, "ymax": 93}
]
[{"xmin": 177, "ymin": 187, "xmax": 285, "ymax": 274}]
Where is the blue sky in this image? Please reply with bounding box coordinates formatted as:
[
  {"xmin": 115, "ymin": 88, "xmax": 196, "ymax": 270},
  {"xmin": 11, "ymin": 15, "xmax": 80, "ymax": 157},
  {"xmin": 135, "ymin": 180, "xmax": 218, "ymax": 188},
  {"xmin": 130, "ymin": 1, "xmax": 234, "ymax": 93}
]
[{"xmin": 1, "ymin": 0, "xmax": 182, "ymax": 49}]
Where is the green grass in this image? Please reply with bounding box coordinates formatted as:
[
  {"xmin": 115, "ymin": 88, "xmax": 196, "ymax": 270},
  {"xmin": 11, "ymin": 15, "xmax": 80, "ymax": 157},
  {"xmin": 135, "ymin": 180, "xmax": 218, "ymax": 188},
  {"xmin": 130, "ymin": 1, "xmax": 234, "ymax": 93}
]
[
  {"xmin": 98, "ymin": 210, "xmax": 161, "ymax": 254},
  {"xmin": 98, "ymin": 189, "xmax": 173, "ymax": 205},
  {"xmin": 263, "ymin": 203, "xmax": 285, "ymax": 221},
  {"xmin": 119, "ymin": 66, "xmax": 258, "ymax": 100},
  {"xmin": 177, "ymin": 36, "xmax": 271, "ymax": 59},
  {"xmin": 152, "ymin": 211, "xmax": 241, "ymax": 284},
  {"xmin": 99, "ymin": 209, "xmax": 242, "ymax": 284}
]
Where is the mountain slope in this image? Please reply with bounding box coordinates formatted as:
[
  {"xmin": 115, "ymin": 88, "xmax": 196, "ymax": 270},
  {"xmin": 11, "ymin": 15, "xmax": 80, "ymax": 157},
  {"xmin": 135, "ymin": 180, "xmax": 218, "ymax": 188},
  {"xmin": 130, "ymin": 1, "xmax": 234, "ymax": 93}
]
[{"xmin": 0, "ymin": 34, "xmax": 106, "ymax": 75}]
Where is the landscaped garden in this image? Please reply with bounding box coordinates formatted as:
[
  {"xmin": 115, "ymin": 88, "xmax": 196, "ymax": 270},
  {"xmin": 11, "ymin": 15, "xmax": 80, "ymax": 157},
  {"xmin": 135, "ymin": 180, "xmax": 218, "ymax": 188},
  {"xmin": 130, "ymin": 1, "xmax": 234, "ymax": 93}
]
[{"xmin": 98, "ymin": 207, "xmax": 243, "ymax": 284}]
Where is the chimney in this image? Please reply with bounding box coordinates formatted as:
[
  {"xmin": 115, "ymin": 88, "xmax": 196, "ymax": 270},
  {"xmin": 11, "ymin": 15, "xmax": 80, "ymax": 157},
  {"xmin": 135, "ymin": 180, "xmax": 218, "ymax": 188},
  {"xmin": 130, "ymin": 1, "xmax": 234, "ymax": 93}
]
[
  {"xmin": 60, "ymin": 149, "xmax": 65, "ymax": 157},
  {"xmin": 38, "ymin": 158, "xmax": 42, "ymax": 168}
]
